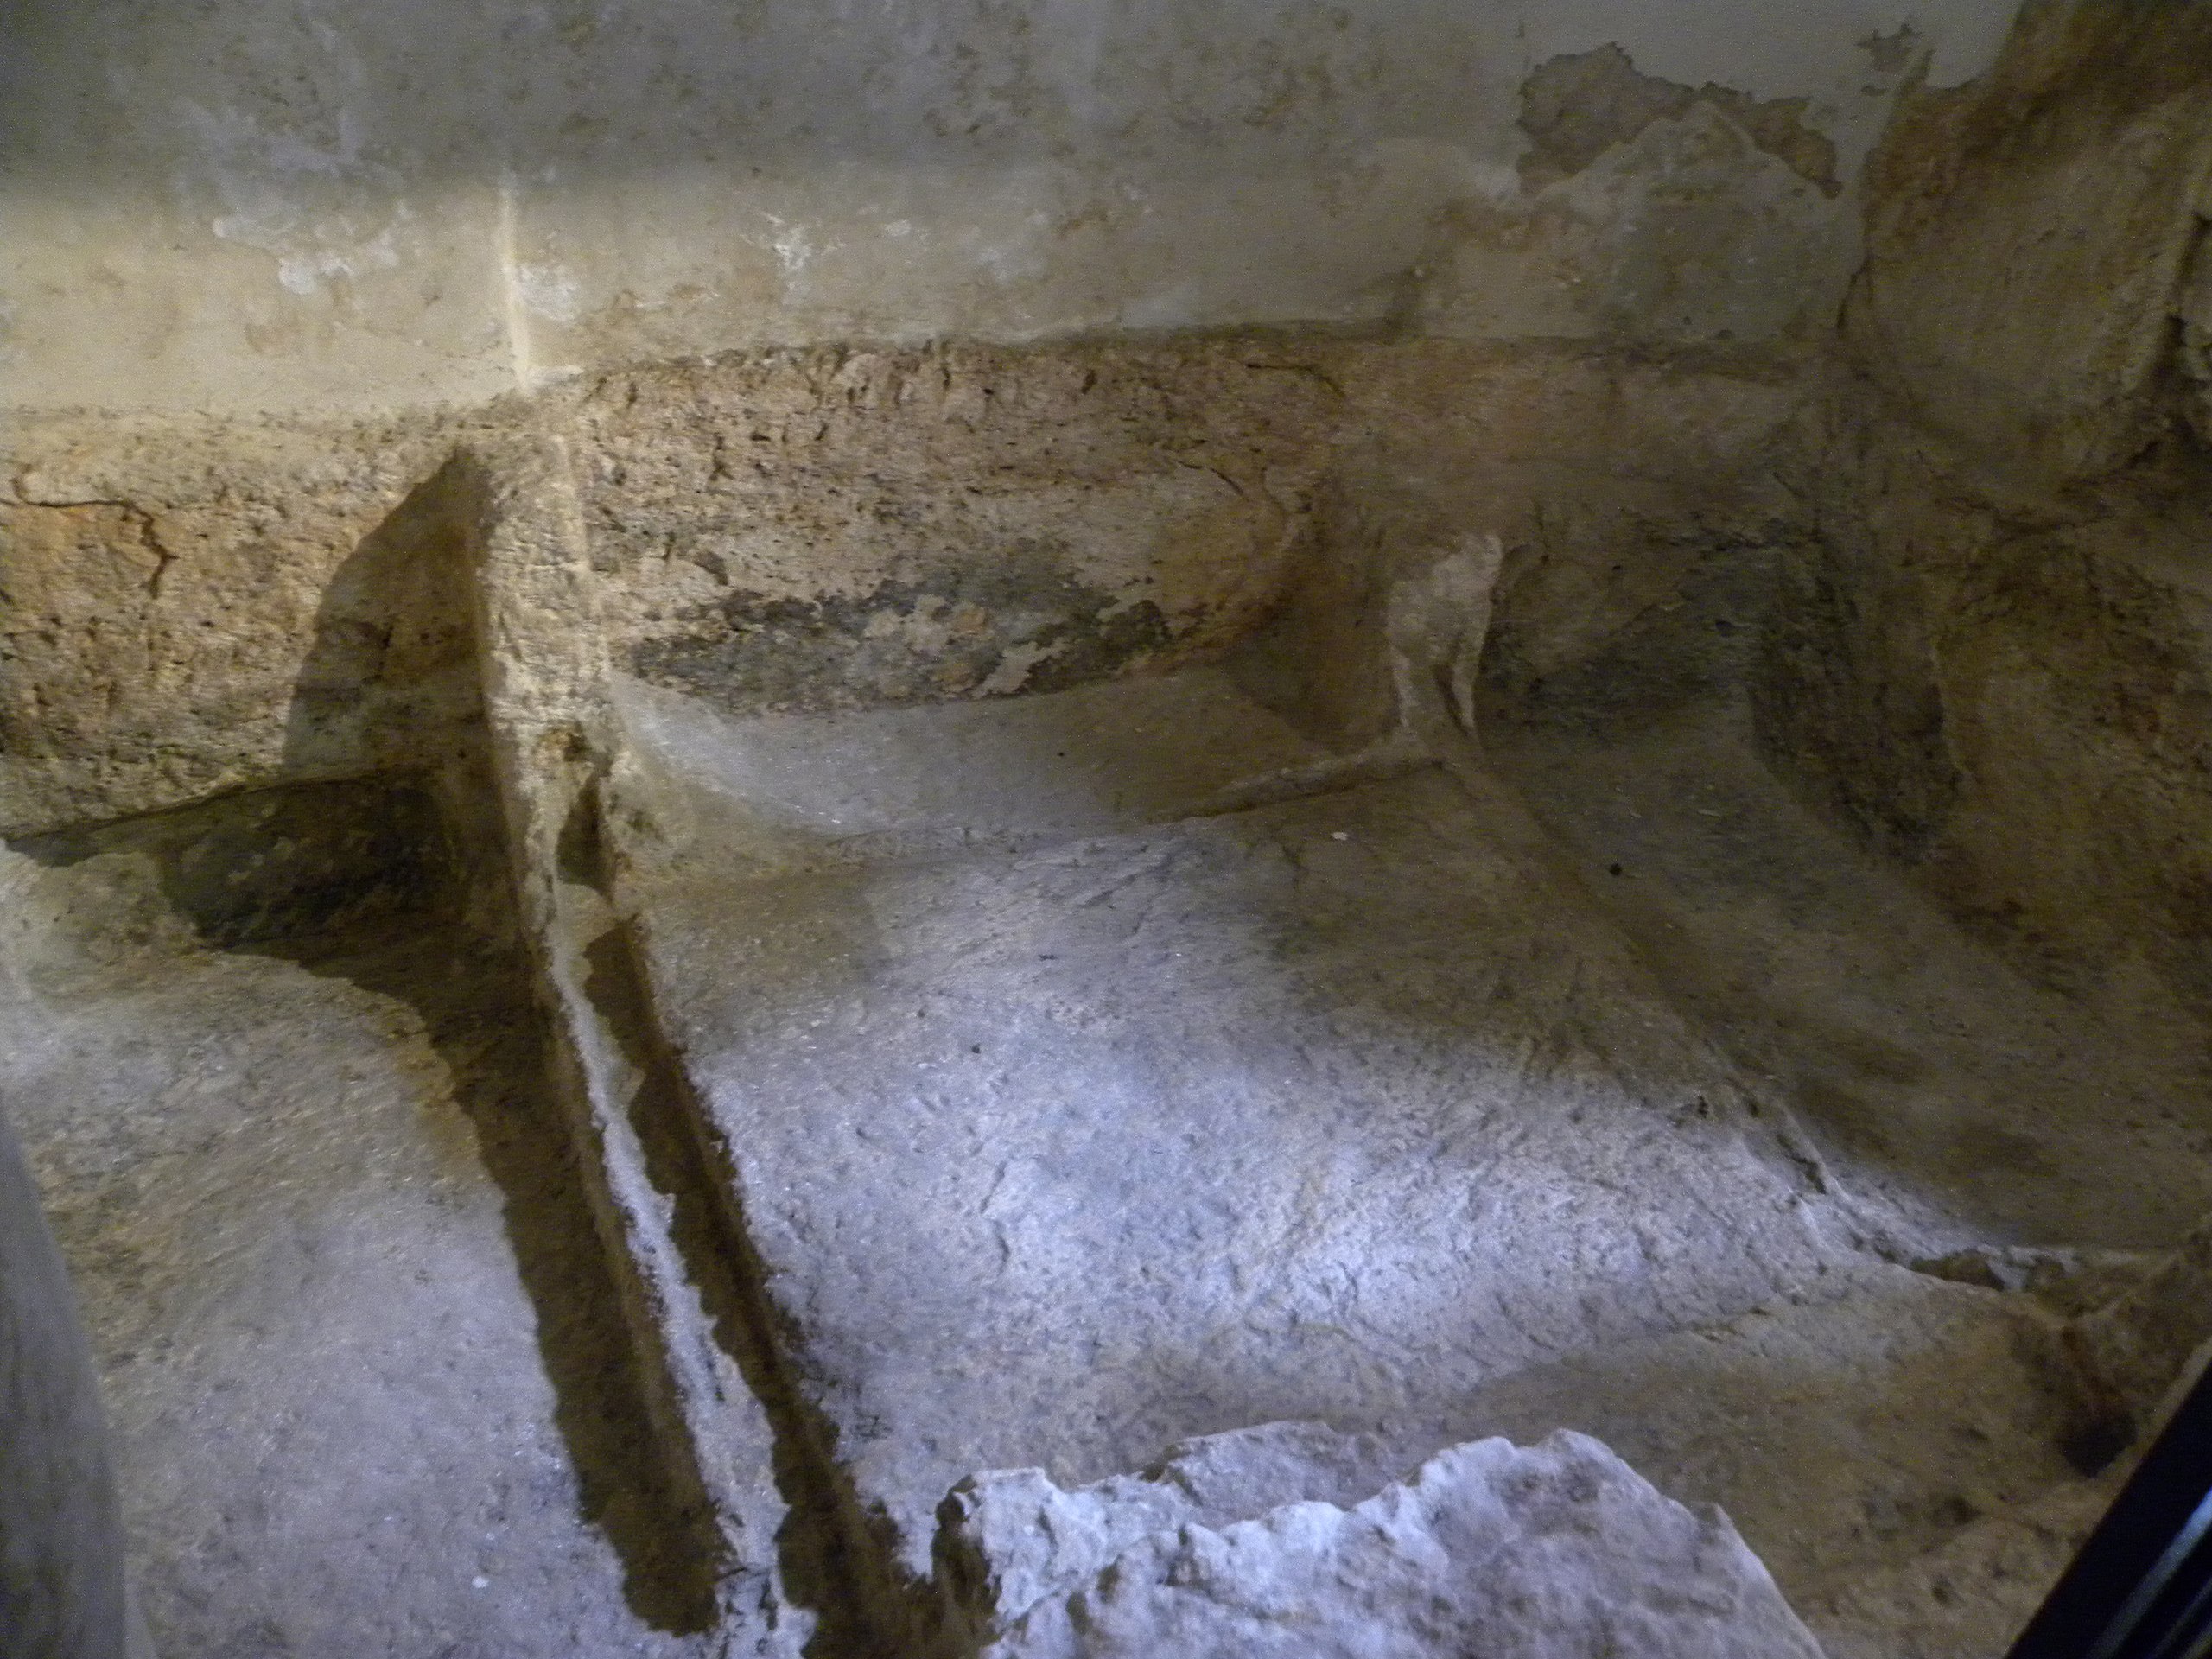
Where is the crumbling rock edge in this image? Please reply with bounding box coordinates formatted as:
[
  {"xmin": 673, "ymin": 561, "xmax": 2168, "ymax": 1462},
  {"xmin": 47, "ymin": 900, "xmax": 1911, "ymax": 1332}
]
[{"xmin": 935, "ymin": 1421, "xmax": 1824, "ymax": 1659}]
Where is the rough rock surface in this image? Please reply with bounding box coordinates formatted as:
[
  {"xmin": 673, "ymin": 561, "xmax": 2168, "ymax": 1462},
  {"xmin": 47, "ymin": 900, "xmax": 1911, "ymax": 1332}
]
[
  {"xmin": 937, "ymin": 1420, "xmax": 1410, "ymax": 1645},
  {"xmin": 0, "ymin": 830, "xmax": 719, "ymax": 1658},
  {"xmin": 1848, "ymin": 2, "xmax": 2212, "ymax": 481},
  {"xmin": 944, "ymin": 1425, "xmax": 1823, "ymax": 1659},
  {"xmin": 1490, "ymin": 692, "xmax": 2212, "ymax": 1255},
  {"xmin": 619, "ymin": 664, "xmax": 1871, "ymax": 1573},
  {"xmin": 1756, "ymin": 421, "xmax": 2212, "ymax": 1043},
  {"xmin": 1806, "ymin": 1472, "xmax": 2121, "ymax": 1659},
  {"xmin": 1433, "ymin": 1263, "xmax": 2103, "ymax": 1617},
  {"xmin": 0, "ymin": 339, "xmax": 1807, "ymax": 844},
  {"xmin": 1758, "ymin": 8, "xmax": 2212, "ymax": 1068},
  {"xmin": 0, "ymin": 418, "xmax": 475, "ymax": 837},
  {"xmin": 2069, "ymin": 1216, "xmax": 2212, "ymax": 1438},
  {"xmin": 575, "ymin": 344, "xmax": 1335, "ymax": 714}
]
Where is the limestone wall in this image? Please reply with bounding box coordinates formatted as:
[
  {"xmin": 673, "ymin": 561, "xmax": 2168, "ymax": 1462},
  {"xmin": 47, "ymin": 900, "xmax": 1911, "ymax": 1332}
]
[
  {"xmin": 0, "ymin": 0, "xmax": 2018, "ymax": 414},
  {"xmin": 1758, "ymin": 0, "xmax": 2212, "ymax": 1014},
  {"xmin": 1847, "ymin": 0, "xmax": 2212, "ymax": 483},
  {"xmin": 1, "ymin": 336, "xmax": 1809, "ymax": 839},
  {"xmin": 0, "ymin": 416, "xmax": 480, "ymax": 835}
]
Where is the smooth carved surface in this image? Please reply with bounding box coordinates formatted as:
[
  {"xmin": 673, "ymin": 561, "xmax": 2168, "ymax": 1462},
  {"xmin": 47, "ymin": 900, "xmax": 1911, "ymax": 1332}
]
[{"xmin": 0, "ymin": 2, "xmax": 2013, "ymax": 409}]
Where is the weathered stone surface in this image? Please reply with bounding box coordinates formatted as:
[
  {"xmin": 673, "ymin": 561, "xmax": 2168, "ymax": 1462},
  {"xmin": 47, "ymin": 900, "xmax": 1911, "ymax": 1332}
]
[
  {"xmin": 22, "ymin": 33, "xmax": 2212, "ymax": 1644},
  {"xmin": 1745, "ymin": 13, "xmax": 2212, "ymax": 1030},
  {"xmin": 947, "ymin": 1426, "xmax": 1823, "ymax": 1659},
  {"xmin": 0, "ymin": 338, "xmax": 1811, "ymax": 847},
  {"xmin": 0, "ymin": 417, "xmax": 476, "ymax": 837},
  {"xmin": 1426, "ymin": 100, "xmax": 1855, "ymax": 346},
  {"xmin": 2069, "ymin": 1214, "xmax": 2212, "ymax": 1440},
  {"xmin": 1432, "ymin": 1264, "xmax": 2108, "ymax": 1619},
  {"xmin": 1848, "ymin": 1, "xmax": 2212, "ymax": 481},
  {"xmin": 937, "ymin": 1421, "xmax": 1408, "ymax": 1649},
  {"xmin": 0, "ymin": 0, "xmax": 2015, "ymax": 411},
  {"xmin": 1805, "ymin": 1471, "xmax": 2120, "ymax": 1659},
  {"xmin": 1754, "ymin": 413, "xmax": 2212, "ymax": 1058},
  {"xmin": 1496, "ymin": 581, "xmax": 2212, "ymax": 1255},
  {"xmin": 618, "ymin": 663, "xmax": 1869, "ymax": 1574},
  {"xmin": 574, "ymin": 343, "xmax": 1336, "ymax": 717},
  {"xmin": 1, "ymin": 824, "xmax": 723, "ymax": 1659}
]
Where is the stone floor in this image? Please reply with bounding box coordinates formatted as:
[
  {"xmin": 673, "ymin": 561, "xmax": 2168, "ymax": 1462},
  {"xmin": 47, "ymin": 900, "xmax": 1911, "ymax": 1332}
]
[
  {"xmin": 0, "ymin": 912, "xmax": 715, "ymax": 1656},
  {"xmin": 1490, "ymin": 702, "xmax": 2212, "ymax": 1253},
  {"xmin": 4, "ymin": 659, "xmax": 2205, "ymax": 1656},
  {"xmin": 613, "ymin": 664, "xmax": 2179, "ymax": 1651}
]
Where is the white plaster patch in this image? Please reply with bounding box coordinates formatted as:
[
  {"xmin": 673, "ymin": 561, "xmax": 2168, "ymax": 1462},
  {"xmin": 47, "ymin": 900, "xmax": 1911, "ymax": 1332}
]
[
  {"xmin": 513, "ymin": 264, "xmax": 582, "ymax": 324},
  {"xmin": 178, "ymin": 99, "xmax": 409, "ymax": 298},
  {"xmin": 764, "ymin": 215, "xmax": 814, "ymax": 279},
  {"xmin": 978, "ymin": 224, "xmax": 1050, "ymax": 288},
  {"xmin": 1120, "ymin": 283, "xmax": 1205, "ymax": 330}
]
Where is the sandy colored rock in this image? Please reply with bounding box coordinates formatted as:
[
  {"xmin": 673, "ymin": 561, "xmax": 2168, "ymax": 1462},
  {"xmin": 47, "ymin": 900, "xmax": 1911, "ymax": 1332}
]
[
  {"xmin": 0, "ymin": 417, "xmax": 476, "ymax": 837},
  {"xmin": 1848, "ymin": 2, "xmax": 2212, "ymax": 481}
]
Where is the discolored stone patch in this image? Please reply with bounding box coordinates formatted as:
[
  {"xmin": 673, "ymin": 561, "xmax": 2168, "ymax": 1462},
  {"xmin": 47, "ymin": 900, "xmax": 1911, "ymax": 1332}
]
[
  {"xmin": 629, "ymin": 551, "xmax": 1180, "ymax": 715},
  {"xmin": 9, "ymin": 777, "xmax": 456, "ymax": 950},
  {"xmin": 1518, "ymin": 43, "xmax": 1841, "ymax": 197}
]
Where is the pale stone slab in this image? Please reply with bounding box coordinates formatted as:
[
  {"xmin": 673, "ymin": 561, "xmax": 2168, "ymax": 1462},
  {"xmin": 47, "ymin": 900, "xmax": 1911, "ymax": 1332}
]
[{"xmin": 943, "ymin": 1424, "xmax": 1825, "ymax": 1659}]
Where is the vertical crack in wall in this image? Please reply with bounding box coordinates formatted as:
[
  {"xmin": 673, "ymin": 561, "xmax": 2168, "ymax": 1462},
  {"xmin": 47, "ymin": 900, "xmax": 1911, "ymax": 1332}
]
[{"xmin": 497, "ymin": 176, "xmax": 537, "ymax": 395}]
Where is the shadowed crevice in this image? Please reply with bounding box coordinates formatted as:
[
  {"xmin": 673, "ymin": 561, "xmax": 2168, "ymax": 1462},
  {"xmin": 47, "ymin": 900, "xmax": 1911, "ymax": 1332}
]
[
  {"xmin": 565, "ymin": 775, "xmax": 941, "ymax": 1657},
  {"xmin": 12, "ymin": 765, "xmax": 736, "ymax": 1636}
]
